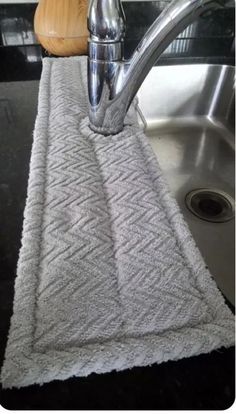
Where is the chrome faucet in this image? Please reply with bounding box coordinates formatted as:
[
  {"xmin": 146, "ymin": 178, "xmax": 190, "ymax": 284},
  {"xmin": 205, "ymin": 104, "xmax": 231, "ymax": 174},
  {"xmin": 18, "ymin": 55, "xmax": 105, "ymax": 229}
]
[{"xmin": 88, "ymin": 0, "xmax": 221, "ymax": 135}]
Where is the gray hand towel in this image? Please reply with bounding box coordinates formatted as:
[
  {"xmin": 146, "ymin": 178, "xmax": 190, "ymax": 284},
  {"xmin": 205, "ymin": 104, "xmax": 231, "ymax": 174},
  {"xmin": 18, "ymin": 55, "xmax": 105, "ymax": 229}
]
[{"xmin": 1, "ymin": 56, "xmax": 234, "ymax": 389}]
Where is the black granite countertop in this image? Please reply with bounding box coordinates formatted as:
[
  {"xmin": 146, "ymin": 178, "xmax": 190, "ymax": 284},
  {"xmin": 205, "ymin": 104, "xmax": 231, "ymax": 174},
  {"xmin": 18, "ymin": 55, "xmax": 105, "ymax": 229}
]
[{"xmin": 0, "ymin": 1, "xmax": 235, "ymax": 410}]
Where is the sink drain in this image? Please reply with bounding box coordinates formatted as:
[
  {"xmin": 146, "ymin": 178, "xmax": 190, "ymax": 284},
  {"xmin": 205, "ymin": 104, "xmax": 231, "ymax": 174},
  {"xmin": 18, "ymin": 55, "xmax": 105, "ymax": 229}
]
[{"xmin": 185, "ymin": 189, "xmax": 235, "ymax": 223}]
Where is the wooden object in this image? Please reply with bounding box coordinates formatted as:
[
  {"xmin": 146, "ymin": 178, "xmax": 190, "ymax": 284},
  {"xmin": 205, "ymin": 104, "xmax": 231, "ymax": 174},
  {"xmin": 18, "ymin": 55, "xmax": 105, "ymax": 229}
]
[{"xmin": 34, "ymin": 0, "xmax": 88, "ymax": 56}]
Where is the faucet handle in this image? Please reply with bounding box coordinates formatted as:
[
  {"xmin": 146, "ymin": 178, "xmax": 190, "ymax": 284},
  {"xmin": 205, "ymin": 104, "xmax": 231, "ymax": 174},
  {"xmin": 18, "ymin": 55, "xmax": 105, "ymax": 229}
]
[{"xmin": 88, "ymin": 0, "xmax": 126, "ymax": 42}]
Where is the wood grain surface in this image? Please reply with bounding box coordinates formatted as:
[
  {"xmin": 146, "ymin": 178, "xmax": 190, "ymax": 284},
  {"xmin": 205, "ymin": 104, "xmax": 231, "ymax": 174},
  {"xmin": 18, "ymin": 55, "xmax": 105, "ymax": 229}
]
[{"xmin": 34, "ymin": 0, "xmax": 88, "ymax": 56}]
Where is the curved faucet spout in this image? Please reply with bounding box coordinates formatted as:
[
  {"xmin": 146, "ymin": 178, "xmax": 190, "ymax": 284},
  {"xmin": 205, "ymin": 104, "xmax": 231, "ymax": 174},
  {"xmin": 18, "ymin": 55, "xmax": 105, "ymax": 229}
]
[{"xmin": 88, "ymin": 0, "xmax": 222, "ymax": 135}]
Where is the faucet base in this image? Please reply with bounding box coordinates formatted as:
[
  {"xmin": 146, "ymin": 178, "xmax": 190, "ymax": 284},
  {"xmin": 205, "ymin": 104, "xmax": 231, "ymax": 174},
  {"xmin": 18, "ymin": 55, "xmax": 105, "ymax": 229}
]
[{"xmin": 88, "ymin": 122, "xmax": 123, "ymax": 136}]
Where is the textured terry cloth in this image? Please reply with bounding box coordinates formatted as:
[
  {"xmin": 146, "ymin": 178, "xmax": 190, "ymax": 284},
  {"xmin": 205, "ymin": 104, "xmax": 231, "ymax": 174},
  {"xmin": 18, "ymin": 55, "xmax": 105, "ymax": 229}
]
[{"xmin": 1, "ymin": 56, "xmax": 234, "ymax": 389}]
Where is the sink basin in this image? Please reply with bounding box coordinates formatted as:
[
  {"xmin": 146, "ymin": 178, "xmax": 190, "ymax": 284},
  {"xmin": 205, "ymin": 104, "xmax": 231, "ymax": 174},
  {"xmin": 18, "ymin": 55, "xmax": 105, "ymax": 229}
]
[{"xmin": 137, "ymin": 64, "xmax": 235, "ymax": 306}]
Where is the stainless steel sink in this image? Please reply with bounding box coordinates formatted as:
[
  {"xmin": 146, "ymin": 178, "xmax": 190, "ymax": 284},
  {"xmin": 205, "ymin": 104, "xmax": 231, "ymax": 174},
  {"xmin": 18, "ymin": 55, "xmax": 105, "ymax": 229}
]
[{"xmin": 137, "ymin": 64, "xmax": 235, "ymax": 306}]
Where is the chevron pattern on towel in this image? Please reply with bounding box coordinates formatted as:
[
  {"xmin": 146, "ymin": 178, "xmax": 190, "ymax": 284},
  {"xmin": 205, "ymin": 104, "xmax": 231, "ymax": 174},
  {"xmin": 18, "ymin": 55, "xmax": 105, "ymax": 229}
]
[{"xmin": 1, "ymin": 57, "xmax": 234, "ymax": 388}]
